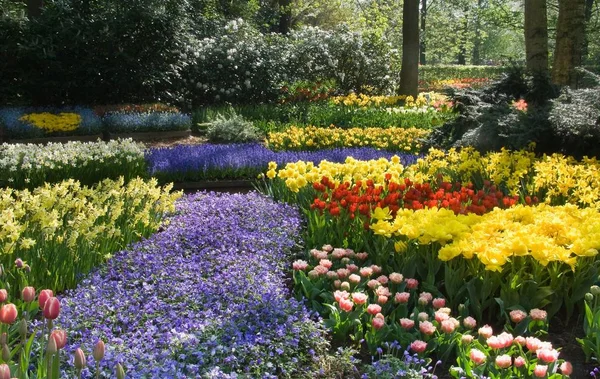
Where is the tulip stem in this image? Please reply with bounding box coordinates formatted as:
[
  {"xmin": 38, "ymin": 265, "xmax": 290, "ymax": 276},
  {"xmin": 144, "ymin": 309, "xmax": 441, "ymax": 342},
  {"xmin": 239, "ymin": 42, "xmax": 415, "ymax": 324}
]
[{"xmin": 96, "ymin": 361, "xmax": 100, "ymax": 379}]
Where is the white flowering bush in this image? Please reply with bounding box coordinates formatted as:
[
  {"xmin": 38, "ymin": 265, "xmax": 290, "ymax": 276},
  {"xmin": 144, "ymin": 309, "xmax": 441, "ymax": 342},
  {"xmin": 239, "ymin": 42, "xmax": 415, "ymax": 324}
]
[
  {"xmin": 183, "ymin": 18, "xmax": 286, "ymax": 105},
  {"xmin": 284, "ymin": 25, "xmax": 400, "ymax": 94},
  {"xmin": 182, "ymin": 22, "xmax": 399, "ymax": 105}
]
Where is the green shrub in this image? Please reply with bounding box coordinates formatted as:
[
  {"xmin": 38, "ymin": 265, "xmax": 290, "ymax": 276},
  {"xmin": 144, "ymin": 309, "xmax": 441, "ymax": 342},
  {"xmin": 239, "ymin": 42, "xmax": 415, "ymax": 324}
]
[{"xmin": 206, "ymin": 112, "xmax": 263, "ymax": 143}]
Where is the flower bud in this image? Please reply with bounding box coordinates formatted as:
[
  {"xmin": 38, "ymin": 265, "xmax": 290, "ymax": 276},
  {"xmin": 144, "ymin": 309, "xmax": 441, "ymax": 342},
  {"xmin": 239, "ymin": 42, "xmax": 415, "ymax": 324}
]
[
  {"xmin": 458, "ymin": 303, "xmax": 466, "ymax": 312},
  {"xmin": 93, "ymin": 340, "xmax": 105, "ymax": 362},
  {"xmin": 1, "ymin": 344, "xmax": 8, "ymax": 362},
  {"xmin": 43, "ymin": 297, "xmax": 60, "ymax": 320},
  {"xmin": 591, "ymin": 285, "xmax": 600, "ymax": 296},
  {"xmin": 0, "ymin": 304, "xmax": 17, "ymax": 324},
  {"xmin": 0, "ymin": 333, "xmax": 7, "ymax": 345},
  {"xmin": 0, "ymin": 363, "xmax": 9, "ymax": 379},
  {"xmin": 46, "ymin": 336, "xmax": 57, "ymax": 355},
  {"xmin": 14, "ymin": 259, "xmax": 23, "ymax": 269},
  {"xmin": 38, "ymin": 289, "xmax": 54, "ymax": 309},
  {"xmin": 0, "ymin": 290, "xmax": 7, "ymax": 303},
  {"xmin": 116, "ymin": 363, "xmax": 125, "ymax": 379},
  {"xmin": 18, "ymin": 319, "xmax": 27, "ymax": 339},
  {"xmin": 340, "ymin": 281, "xmax": 351, "ymax": 291},
  {"xmin": 21, "ymin": 287, "xmax": 35, "ymax": 303},
  {"xmin": 50, "ymin": 329, "xmax": 67, "ymax": 350},
  {"xmin": 74, "ymin": 348, "xmax": 86, "ymax": 370},
  {"xmin": 586, "ymin": 293, "xmax": 594, "ymax": 303}
]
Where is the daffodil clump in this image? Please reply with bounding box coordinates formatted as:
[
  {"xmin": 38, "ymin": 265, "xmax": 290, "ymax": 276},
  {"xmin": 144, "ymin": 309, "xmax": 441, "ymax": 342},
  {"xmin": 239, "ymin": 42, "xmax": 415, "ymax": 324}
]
[
  {"xmin": 19, "ymin": 112, "xmax": 82, "ymax": 133},
  {"xmin": 330, "ymin": 92, "xmax": 447, "ymax": 109},
  {"xmin": 0, "ymin": 177, "xmax": 180, "ymax": 293},
  {"xmin": 266, "ymin": 126, "xmax": 429, "ymax": 152}
]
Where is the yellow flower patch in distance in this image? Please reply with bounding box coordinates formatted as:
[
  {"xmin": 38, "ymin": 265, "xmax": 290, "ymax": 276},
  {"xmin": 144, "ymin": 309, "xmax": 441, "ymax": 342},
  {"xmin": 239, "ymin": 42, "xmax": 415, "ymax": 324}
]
[
  {"xmin": 266, "ymin": 126, "xmax": 429, "ymax": 152},
  {"xmin": 20, "ymin": 112, "xmax": 82, "ymax": 133}
]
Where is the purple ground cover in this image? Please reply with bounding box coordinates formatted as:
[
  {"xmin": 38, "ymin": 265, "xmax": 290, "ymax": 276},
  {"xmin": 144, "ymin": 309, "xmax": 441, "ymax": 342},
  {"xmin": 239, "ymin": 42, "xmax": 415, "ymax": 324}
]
[
  {"xmin": 57, "ymin": 192, "xmax": 332, "ymax": 378},
  {"xmin": 146, "ymin": 143, "xmax": 419, "ymax": 182}
]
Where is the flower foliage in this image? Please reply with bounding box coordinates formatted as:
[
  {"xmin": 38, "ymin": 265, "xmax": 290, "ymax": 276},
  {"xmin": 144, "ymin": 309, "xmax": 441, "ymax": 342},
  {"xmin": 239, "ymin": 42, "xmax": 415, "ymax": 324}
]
[{"xmin": 57, "ymin": 192, "xmax": 333, "ymax": 378}]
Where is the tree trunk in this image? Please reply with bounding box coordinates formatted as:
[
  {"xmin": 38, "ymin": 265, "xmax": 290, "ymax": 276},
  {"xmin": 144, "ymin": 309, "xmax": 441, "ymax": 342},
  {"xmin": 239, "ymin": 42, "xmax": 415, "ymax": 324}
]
[
  {"xmin": 552, "ymin": 0, "xmax": 586, "ymax": 87},
  {"xmin": 582, "ymin": 0, "xmax": 595, "ymax": 63},
  {"xmin": 399, "ymin": 0, "xmax": 420, "ymax": 97},
  {"xmin": 278, "ymin": 0, "xmax": 292, "ymax": 34},
  {"xmin": 472, "ymin": 0, "xmax": 483, "ymax": 65},
  {"xmin": 524, "ymin": 0, "xmax": 549, "ymax": 74},
  {"xmin": 26, "ymin": 0, "xmax": 43, "ymax": 19},
  {"xmin": 420, "ymin": 0, "xmax": 427, "ymax": 65}
]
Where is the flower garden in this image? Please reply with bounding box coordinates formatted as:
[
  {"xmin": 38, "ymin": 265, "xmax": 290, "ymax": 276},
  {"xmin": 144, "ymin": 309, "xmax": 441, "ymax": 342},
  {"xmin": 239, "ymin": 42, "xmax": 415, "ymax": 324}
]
[{"xmin": 0, "ymin": 80, "xmax": 598, "ymax": 379}]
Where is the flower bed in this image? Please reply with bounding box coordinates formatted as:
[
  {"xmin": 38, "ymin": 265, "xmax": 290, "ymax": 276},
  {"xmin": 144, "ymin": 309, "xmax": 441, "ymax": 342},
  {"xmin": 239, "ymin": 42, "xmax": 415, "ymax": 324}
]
[
  {"xmin": 57, "ymin": 192, "xmax": 335, "ymax": 378},
  {"xmin": 0, "ymin": 178, "xmax": 179, "ymax": 293},
  {"xmin": 147, "ymin": 143, "xmax": 419, "ymax": 184},
  {"xmin": 0, "ymin": 107, "xmax": 102, "ymax": 140},
  {"xmin": 0, "ymin": 139, "xmax": 147, "ymax": 189},
  {"xmin": 266, "ymin": 126, "xmax": 429, "ymax": 153},
  {"xmin": 102, "ymin": 110, "xmax": 191, "ymax": 134}
]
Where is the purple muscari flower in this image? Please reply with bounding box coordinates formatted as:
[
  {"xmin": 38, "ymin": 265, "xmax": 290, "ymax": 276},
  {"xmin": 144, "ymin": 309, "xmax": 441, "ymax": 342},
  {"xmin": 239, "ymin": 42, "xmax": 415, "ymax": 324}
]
[
  {"xmin": 56, "ymin": 192, "xmax": 330, "ymax": 378},
  {"xmin": 146, "ymin": 143, "xmax": 420, "ymax": 182}
]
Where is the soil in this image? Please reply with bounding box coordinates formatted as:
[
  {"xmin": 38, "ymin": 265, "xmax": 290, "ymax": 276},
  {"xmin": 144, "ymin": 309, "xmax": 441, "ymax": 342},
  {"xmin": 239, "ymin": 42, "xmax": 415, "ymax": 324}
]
[{"xmin": 142, "ymin": 134, "xmax": 208, "ymax": 148}]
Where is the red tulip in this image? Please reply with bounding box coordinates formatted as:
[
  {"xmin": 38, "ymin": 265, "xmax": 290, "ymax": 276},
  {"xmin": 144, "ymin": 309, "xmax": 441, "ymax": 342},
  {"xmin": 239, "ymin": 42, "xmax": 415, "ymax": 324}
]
[
  {"xmin": 0, "ymin": 290, "xmax": 7, "ymax": 303},
  {"xmin": 0, "ymin": 304, "xmax": 17, "ymax": 324},
  {"xmin": 43, "ymin": 297, "xmax": 60, "ymax": 320},
  {"xmin": 38, "ymin": 289, "xmax": 54, "ymax": 309},
  {"xmin": 50, "ymin": 329, "xmax": 67, "ymax": 350},
  {"xmin": 21, "ymin": 287, "xmax": 35, "ymax": 303}
]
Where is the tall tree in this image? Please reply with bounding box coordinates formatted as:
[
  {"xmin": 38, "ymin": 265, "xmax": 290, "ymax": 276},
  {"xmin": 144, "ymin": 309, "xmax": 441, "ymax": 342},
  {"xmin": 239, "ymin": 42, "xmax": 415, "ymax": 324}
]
[
  {"xmin": 420, "ymin": 0, "xmax": 427, "ymax": 64},
  {"xmin": 399, "ymin": 0, "xmax": 420, "ymax": 97},
  {"xmin": 552, "ymin": 0, "xmax": 586, "ymax": 86},
  {"xmin": 278, "ymin": 0, "xmax": 292, "ymax": 34},
  {"xmin": 524, "ymin": 0, "xmax": 549, "ymax": 74}
]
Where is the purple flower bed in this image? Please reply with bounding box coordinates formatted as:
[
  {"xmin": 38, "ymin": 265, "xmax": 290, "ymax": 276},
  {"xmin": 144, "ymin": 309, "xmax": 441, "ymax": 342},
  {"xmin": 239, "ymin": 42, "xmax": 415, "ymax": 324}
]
[
  {"xmin": 57, "ymin": 192, "xmax": 332, "ymax": 378},
  {"xmin": 146, "ymin": 143, "xmax": 419, "ymax": 183}
]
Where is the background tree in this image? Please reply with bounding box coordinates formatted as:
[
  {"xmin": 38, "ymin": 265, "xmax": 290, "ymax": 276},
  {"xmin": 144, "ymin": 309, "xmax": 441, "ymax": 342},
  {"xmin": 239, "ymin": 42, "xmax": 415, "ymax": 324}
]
[
  {"xmin": 552, "ymin": 0, "xmax": 586, "ymax": 86},
  {"xmin": 399, "ymin": 0, "xmax": 420, "ymax": 96},
  {"xmin": 524, "ymin": 0, "xmax": 549, "ymax": 74}
]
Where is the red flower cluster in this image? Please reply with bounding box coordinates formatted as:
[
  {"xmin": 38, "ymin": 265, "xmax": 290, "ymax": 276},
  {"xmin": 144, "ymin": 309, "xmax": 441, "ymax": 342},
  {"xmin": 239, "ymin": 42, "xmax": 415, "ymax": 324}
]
[
  {"xmin": 279, "ymin": 82, "xmax": 334, "ymax": 104},
  {"xmin": 310, "ymin": 176, "xmax": 529, "ymax": 220}
]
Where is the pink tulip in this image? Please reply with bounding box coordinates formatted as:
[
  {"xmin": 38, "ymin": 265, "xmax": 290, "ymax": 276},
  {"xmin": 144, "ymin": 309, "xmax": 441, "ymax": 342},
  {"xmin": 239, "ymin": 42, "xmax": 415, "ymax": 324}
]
[
  {"xmin": 419, "ymin": 321, "xmax": 436, "ymax": 335},
  {"xmin": 38, "ymin": 289, "xmax": 54, "ymax": 309},
  {"xmin": 432, "ymin": 298, "xmax": 446, "ymax": 309},
  {"xmin": 319, "ymin": 259, "xmax": 332, "ymax": 269},
  {"xmin": 50, "ymin": 329, "xmax": 67, "ymax": 350},
  {"xmin": 469, "ymin": 349, "xmax": 486, "ymax": 365},
  {"xmin": 351, "ymin": 292, "xmax": 368, "ymax": 305},
  {"xmin": 388, "ymin": 272, "xmax": 403, "ymax": 284},
  {"xmin": 394, "ymin": 292, "xmax": 410, "ymax": 304},
  {"xmin": 339, "ymin": 298, "xmax": 353, "ymax": 312},
  {"xmin": 533, "ymin": 364, "xmax": 548, "ymax": 378},
  {"xmin": 510, "ymin": 309, "xmax": 527, "ymax": 323},
  {"xmin": 536, "ymin": 348, "xmax": 559, "ymax": 363},
  {"xmin": 0, "ymin": 304, "xmax": 17, "ymax": 324},
  {"xmin": 410, "ymin": 340, "xmax": 427, "ymax": 353},
  {"xmin": 530, "ymin": 308, "xmax": 547, "ymax": 321},
  {"xmin": 495, "ymin": 354, "xmax": 512, "ymax": 369},
  {"xmin": 43, "ymin": 297, "xmax": 60, "ymax": 320},
  {"xmin": 93, "ymin": 340, "xmax": 105, "ymax": 361},
  {"xmin": 21, "ymin": 287, "xmax": 35, "ymax": 303},
  {"xmin": 372, "ymin": 317, "xmax": 385, "ymax": 330},
  {"xmin": 399, "ymin": 318, "xmax": 415, "ymax": 329},
  {"xmin": 0, "ymin": 290, "xmax": 7, "ymax": 303},
  {"xmin": 463, "ymin": 316, "xmax": 476, "ymax": 329},
  {"xmin": 0, "ymin": 363, "xmax": 10, "ymax": 379},
  {"xmin": 291, "ymin": 260, "xmax": 308, "ymax": 271},
  {"xmin": 405, "ymin": 278, "xmax": 419, "ymax": 290},
  {"xmin": 441, "ymin": 319, "xmax": 456, "ymax": 333},
  {"xmin": 514, "ymin": 356, "xmax": 526, "ymax": 368},
  {"xmin": 478, "ymin": 325, "xmax": 493, "ymax": 339},
  {"xmin": 333, "ymin": 290, "xmax": 349, "ymax": 302},
  {"xmin": 461, "ymin": 335, "xmax": 474, "ymax": 344},
  {"xmin": 560, "ymin": 361, "xmax": 573, "ymax": 375},
  {"xmin": 377, "ymin": 296, "xmax": 388, "ymax": 305},
  {"xmin": 359, "ymin": 267, "xmax": 373, "ymax": 277},
  {"xmin": 367, "ymin": 304, "xmax": 382, "ymax": 315},
  {"xmin": 74, "ymin": 348, "xmax": 86, "ymax": 370}
]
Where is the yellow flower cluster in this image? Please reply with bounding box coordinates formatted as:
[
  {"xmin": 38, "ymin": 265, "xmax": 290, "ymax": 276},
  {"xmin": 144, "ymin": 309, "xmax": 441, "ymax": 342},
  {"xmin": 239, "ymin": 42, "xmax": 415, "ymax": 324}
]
[
  {"xmin": 371, "ymin": 204, "xmax": 600, "ymax": 272},
  {"xmin": 533, "ymin": 154, "xmax": 600, "ymax": 208},
  {"xmin": 20, "ymin": 112, "xmax": 82, "ymax": 133},
  {"xmin": 404, "ymin": 147, "xmax": 537, "ymax": 196},
  {"xmin": 273, "ymin": 155, "xmax": 406, "ymax": 192},
  {"xmin": 0, "ymin": 177, "xmax": 180, "ymax": 257},
  {"xmin": 331, "ymin": 93, "xmax": 405, "ymax": 107},
  {"xmin": 266, "ymin": 126, "xmax": 429, "ymax": 152}
]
